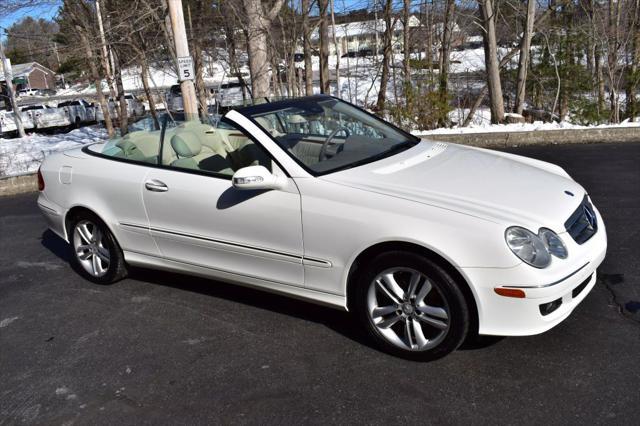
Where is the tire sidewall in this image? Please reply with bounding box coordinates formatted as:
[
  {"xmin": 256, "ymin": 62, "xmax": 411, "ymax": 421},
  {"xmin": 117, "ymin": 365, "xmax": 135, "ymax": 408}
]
[
  {"xmin": 69, "ymin": 213, "xmax": 126, "ymax": 284},
  {"xmin": 353, "ymin": 251, "xmax": 470, "ymax": 361}
]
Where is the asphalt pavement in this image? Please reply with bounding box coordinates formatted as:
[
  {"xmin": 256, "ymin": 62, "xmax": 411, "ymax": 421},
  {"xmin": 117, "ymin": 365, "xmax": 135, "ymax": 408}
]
[{"xmin": 1, "ymin": 142, "xmax": 639, "ymax": 424}]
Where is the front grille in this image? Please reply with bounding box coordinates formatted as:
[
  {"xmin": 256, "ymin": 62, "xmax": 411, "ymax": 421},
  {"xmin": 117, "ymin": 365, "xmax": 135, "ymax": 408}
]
[{"xmin": 564, "ymin": 195, "xmax": 598, "ymax": 244}]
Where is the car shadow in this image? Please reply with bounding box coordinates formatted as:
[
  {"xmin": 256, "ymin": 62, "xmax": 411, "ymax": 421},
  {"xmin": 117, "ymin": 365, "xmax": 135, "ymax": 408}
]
[
  {"xmin": 216, "ymin": 187, "xmax": 268, "ymax": 210},
  {"xmin": 41, "ymin": 229, "xmax": 503, "ymax": 355}
]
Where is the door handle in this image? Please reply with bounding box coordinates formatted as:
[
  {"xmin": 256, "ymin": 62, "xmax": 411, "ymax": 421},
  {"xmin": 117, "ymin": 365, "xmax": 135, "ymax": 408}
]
[{"xmin": 145, "ymin": 179, "xmax": 168, "ymax": 192}]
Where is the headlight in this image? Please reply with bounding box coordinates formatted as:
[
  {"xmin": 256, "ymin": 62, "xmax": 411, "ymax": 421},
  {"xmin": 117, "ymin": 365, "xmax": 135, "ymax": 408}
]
[
  {"xmin": 505, "ymin": 226, "xmax": 551, "ymax": 268},
  {"xmin": 539, "ymin": 228, "xmax": 568, "ymax": 259}
]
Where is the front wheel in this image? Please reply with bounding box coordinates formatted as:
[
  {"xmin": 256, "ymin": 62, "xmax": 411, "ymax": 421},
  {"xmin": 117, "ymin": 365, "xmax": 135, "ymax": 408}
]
[
  {"xmin": 69, "ymin": 213, "xmax": 128, "ymax": 284},
  {"xmin": 352, "ymin": 252, "xmax": 470, "ymax": 361}
]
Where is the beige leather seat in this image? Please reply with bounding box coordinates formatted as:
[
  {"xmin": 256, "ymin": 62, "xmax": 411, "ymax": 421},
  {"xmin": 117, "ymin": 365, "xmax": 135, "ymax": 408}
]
[
  {"xmin": 165, "ymin": 120, "xmax": 271, "ymax": 175},
  {"xmin": 170, "ymin": 128, "xmax": 234, "ymax": 175}
]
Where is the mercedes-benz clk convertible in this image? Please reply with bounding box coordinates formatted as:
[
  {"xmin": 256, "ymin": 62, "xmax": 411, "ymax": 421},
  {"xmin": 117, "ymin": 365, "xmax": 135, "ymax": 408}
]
[{"xmin": 37, "ymin": 95, "xmax": 607, "ymax": 360}]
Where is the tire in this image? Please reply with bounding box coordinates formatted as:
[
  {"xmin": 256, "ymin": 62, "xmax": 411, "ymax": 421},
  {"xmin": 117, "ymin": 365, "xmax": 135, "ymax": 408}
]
[
  {"xmin": 352, "ymin": 251, "xmax": 469, "ymax": 361},
  {"xmin": 68, "ymin": 212, "xmax": 128, "ymax": 284}
]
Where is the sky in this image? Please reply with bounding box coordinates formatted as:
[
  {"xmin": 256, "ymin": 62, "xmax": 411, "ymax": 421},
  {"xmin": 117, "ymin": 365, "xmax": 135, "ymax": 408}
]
[
  {"xmin": 0, "ymin": 0, "xmax": 398, "ymax": 35},
  {"xmin": 0, "ymin": 2, "xmax": 61, "ymax": 38},
  {"xmin": 0, "ymin": 0, "xmax": 384, "ymax": 28}
]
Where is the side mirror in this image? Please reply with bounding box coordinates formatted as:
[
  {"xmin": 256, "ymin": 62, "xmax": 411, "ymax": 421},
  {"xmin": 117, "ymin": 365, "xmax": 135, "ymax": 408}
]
[{"xmin": 232, "ymin": 165, "xmax": 285, "ymax": 191}]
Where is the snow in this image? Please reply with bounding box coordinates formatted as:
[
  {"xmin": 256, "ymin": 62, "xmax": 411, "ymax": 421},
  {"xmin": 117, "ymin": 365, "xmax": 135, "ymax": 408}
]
[
  {"xmin": 0, "ymin": 126, "xmax": 107, "ymax": 177},
  {"xmin": 413, "ymin": 110, "xmax": 640, "ymax": 136}
]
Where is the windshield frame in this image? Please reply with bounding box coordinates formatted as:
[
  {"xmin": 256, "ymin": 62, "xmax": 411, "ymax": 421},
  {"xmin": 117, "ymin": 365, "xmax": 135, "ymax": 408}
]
[{"xmin": 233, "ymin": 95, "xmax": 421, "ymax": 177}]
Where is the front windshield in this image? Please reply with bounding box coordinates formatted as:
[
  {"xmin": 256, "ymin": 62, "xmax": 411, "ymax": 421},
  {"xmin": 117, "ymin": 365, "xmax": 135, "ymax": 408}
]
[{"xmin": 238, "ymin": 96, "xmax": 419, "ymax": 175}]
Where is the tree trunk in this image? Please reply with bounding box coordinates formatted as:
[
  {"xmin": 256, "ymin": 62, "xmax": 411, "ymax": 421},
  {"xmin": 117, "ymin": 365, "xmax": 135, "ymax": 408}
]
[
  {"xmin": 113, "ymin": 51, "xmax": 128, "ymax": 136},
  {"xmin": 403, "ymin": 0, "xmax": 411, "ymax": 106},
  {"xmin": 318, "ymin": 0, "xmax": 330, "ymax": 94},
  {"xmin": 426, "ymin": 1, "xmax": 434, "ymax": 88},
  {"xmin": 188, "ymin": 3, "xmax": 208, "ymax": 118},
  {"xmin": 222, "ymin": 10, "xmax": 249, "ymax": 101},
  {"xmin": 77, "ymin": 26, "xmax": 114, "ymax": 138},
  {"xmin": 139, "ymin": 55, "xmax": 159, "ymax": 130},
  {"xmin": 478, "ymin": 0, "xmax": 504, "ymax": 123},
  {"xmin": 626, "ymin": 0, "xmax": 640, "ymax": 120},
  {"xmin": 302, "ymin": 0, "xmax": 314, "ymax": 95},
  {"xmin": 514, "ymin": 0, "xmax": 536, "ymax": 114},
  {"xmin": 376, "ymin": 0, "xmax": 393, "ymax": 111},
  {"xmin": 438, "ymin": 0, "xmax": 455, "ymax": 126},
  {"xmin": 243, "ymin": 0, "xmax": 286, "ymax": 98},
  {"xmin": 330, "ymin": 0, "xmax": 341, "ymax": 97}
]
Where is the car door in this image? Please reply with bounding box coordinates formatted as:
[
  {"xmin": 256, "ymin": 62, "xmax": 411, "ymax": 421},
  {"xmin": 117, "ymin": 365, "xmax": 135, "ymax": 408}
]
[{"xmin": 141, "ymin": 118, "xmax": 304, "ymax": 287}]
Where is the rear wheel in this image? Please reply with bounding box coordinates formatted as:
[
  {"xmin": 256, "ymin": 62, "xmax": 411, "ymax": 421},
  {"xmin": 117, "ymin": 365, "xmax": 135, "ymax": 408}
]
[
  {"xmin": 352, "ymin": 252, "xmax": 469, "ymax": 361},
  {"xmin": 69, "ymin": 213, "xmax": 127, "ymax": 284}
]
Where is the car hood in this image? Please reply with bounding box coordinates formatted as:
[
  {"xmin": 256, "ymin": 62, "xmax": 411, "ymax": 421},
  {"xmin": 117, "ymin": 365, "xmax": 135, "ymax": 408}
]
[{"xmin": 321, "ymin": 140, "xmax": 585, "ymax": 232}]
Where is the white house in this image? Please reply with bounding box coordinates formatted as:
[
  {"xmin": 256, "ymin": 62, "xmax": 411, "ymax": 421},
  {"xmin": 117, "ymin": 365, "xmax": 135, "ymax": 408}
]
[{"xmin": 311, "ymin": 15, "xmax": 422, "ymax": 56}]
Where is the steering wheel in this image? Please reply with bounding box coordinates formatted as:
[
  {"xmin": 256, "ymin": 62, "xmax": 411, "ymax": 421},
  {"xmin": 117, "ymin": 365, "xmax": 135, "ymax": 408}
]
[{"xmin": 319, "ymin": 126, "xmax": 350, "ymax": 161}]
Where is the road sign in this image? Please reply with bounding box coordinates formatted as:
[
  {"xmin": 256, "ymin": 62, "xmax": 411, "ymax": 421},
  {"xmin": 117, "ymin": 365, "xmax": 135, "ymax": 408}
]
[{"xmin": 177, "ymin": 56, "xmax": 194, "ymax": 81}]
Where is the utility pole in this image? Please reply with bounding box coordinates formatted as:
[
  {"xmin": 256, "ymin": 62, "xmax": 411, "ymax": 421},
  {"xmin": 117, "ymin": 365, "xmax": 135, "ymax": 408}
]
[
  {"xmin": 53, "ymin": 42, "xmax": 65, "ymax": 88},
  {"xmin": 0, "ymin": 40, "xmax": 26, "ymax": 137},
  {"xmin": 167, "ymin": 0, "xmax": 198, "ymax": 119}
]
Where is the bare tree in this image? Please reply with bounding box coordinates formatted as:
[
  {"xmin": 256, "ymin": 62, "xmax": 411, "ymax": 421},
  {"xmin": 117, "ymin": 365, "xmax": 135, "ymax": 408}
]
[
  {"xmin": 186, "ymin": 0, "xmax": 209, "ymax": 117},
  {"xmin": 478, "ymin": 0, "xmax": 505, "ymax": 123},
  {"xmin": 376, "ymin": 0, "xmax": 393, "ymax": 111},
  {"xmin": 318, "ymin": 0, "xmax": 330, "ymax": 93},
  {"xmin": 242, "ymin": 0, "xmax": 286, "ymax": 98},
  {"xmin": 402, "ymin": 0, "xmax": 411, "ymax": 103},
  {"xmin": 330, "ymin": 0, "xmax": 341, "ymax": 97},
  {"xmin": 302, "ymin": 0, "xmax": 314, "ymax": 95},
  {"xmin": 627, "ymin": 0, "xmax": 640, "ymax": 120},
  {"xmin": 438, "ymin": 0, "xmax": 456, "ymax": 125},
  {"xmin": 514, "ymin": 0, "xmax": 536, "ymax": 115},
  {"xmin": 62, "ymin": 0, "xmax": 114, "ymax": 137}
]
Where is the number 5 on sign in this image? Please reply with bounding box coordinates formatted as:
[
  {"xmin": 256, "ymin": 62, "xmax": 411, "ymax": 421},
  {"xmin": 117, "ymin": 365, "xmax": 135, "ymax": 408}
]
[{"xmin": 178, "ymin": 56, "xmax": 194, "ymax": 81}]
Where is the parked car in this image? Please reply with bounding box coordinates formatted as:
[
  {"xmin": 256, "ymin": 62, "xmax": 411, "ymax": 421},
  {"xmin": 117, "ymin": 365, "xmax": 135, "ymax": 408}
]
[
  {"xmin": 21, "ymin": 104, "xmax": 70, "ymax": 130},
  {"xmin": 0, "ymin": 109, "xmax": 35, "ymax": 134},
  {"xmin": 57, "ymin": 99, "xmax": 96, "ymax": 127},
  {"xmin": 105, "ymin": 94, "xmax": 146, "ymax": 118},
  {"xmin": 17, "ymin": 88, "xmax": 39, "ymax": 97},
  {"xmin": 167, "ymin": 84, "xmax": 241, "ymax": 113},
  {"xmin": 37, "ymin": 95, "xmax": 607, "ymax": 360}
]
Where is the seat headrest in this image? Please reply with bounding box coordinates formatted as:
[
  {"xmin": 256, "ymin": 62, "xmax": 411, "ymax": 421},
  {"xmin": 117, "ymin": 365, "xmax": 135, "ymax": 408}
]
[{"xmin": 171, "ymin": 131, "xmax": 202, "ymax": 158}]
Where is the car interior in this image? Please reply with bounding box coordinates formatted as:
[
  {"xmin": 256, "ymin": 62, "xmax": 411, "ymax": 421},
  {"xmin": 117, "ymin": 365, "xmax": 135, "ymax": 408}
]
[{"xmin": 102, "ymin": 119, "xmax": 271, "ymax": 176}]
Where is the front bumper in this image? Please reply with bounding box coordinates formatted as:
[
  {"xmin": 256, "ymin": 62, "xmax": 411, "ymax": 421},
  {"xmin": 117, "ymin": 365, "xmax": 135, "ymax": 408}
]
[{"xmin": 462, "ymin": 207, "xmax": 607, "ymax": 336}]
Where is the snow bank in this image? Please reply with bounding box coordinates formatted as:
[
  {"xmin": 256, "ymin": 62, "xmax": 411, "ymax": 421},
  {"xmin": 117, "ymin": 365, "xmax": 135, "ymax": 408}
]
[
  {"xmin": 0, "ymin": 127, "xmax": 107, "ymax": 177},
  {"xmin": 413, "ymin": 115, "xmax": 640, "ymax": 137}
]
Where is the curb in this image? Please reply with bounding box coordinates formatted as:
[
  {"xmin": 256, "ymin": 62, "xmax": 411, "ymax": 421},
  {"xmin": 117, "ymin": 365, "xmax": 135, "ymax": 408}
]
[
  {"xmin": 0, "ymin": 174, "xmax": 38, "ymax": 197},
  {"xmin": 419, "ymin": 127, "xmax": 640, "ymax": 147}
]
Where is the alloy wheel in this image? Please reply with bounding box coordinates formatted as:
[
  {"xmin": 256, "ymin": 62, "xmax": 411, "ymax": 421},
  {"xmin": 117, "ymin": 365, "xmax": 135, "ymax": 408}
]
[
  {"xmin": 366, "ymin": 267, "xmax": 450, "ymax": 351},
  {"xmin": 72, "ymin": 219, "xmax": 110, "ymax": 277}
]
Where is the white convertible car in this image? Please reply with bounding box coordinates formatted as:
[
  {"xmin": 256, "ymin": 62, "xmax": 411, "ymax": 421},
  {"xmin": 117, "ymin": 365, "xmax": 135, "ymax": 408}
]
[{"xmin": 37, "ymin": 95, "xmax": 607, "ymax": 360}]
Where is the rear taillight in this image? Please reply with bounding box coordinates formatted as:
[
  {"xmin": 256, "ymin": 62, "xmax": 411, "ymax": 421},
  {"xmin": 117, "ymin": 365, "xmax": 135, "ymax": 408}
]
[{"xmin": 37, "ymin": 167, "xmax": 45, "ymax": 191}]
